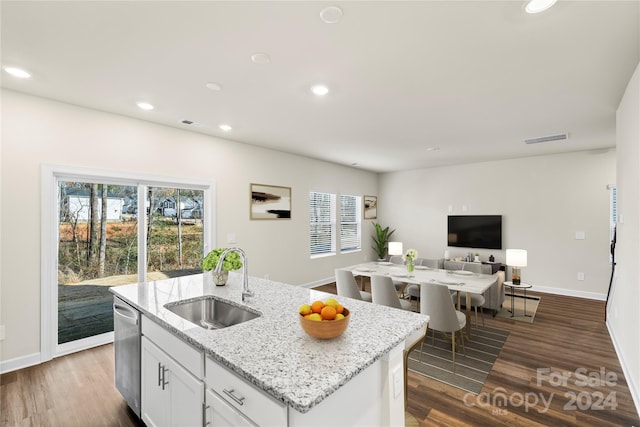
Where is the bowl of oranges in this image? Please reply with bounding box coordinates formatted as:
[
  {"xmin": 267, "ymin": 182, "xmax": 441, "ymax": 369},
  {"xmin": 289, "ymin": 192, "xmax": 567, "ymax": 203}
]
[{"xmin": 299, "ymin": 298, "xmax": 350, "ymax": 339}]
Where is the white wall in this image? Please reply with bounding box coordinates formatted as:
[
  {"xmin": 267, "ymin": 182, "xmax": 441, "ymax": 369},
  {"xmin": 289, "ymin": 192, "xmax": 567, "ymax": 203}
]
[
  {"xmin": 378, "ymin": 150, "xmax": 616, "ymax": 298},
  {"xmin": 0, "ymin": 89, "xmax": 377, "ymax": 363},
  {"xmin": 610, "ymin": 63, "xmax": 640, "ymax": 414}
]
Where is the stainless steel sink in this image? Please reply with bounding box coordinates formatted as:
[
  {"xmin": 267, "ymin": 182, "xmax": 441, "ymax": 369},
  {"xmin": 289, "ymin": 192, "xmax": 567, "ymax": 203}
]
[{"xmin": 164, "ymin": 297, "xmax": 260, "ymax": 330}]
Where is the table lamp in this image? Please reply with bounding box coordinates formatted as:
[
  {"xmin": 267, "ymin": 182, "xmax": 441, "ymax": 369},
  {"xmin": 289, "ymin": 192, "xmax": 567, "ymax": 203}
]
[
  {"xmin": 506, "ymin": 249, "xmax": 527, "ymax": 285},
  {"xmin": 388, "ymin": 241, "xmax": 403, "ymax": 257}
]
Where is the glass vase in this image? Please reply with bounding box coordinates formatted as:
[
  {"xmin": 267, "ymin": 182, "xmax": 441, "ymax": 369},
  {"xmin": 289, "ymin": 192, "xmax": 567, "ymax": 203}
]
[
  {"xmin": 211, "ymin": 270, "xmax": 229, "ymax": 286},
  {"xmin": 407, "ymin": 260, "xmax": 415, "ymax": 276}
]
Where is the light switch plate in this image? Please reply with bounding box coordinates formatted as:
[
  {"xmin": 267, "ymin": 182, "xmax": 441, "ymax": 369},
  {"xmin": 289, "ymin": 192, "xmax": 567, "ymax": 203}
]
[
  {"xmin": 575, "ymin": 231, "xmax": 585, "ymax": 240},
  {"xmin": 577, "ymin": 272, "xmax": 585, "ymax": 281}
]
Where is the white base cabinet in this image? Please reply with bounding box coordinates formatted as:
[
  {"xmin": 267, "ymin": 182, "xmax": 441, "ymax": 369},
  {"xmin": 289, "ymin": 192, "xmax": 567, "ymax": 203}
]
[
  {"xmin": 135, "ymin": 315, "xmax": 406, "ymax": 427},
  {"xmin": 141, "ymin": 336, "xmax": 204, "ymax": 427},
  {"xmin": 205, "ymin": 388, "xmax": 258, "ymax": 427},
  {"xmin": 205, "ymin": 357, "xmax": 287, "ymax": 426}
]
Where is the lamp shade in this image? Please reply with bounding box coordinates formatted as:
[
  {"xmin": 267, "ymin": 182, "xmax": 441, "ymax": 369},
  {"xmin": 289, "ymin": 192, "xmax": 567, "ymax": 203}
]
[
  {"xmin": 506, "ymin": 249, "xmax": 527, "ymax": 267},
  {"xmin": 388, "ymin": 242, "xmax": 403, "ymax": 256}
]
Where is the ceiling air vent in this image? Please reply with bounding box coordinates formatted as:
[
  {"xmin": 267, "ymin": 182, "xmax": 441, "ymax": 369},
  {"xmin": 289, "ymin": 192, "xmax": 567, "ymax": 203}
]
[
  {"xmin": 180, "ymin": 119, "xmax": 195, "ymax": 125},
  {"xmin": 524, "ymin": 133, "xmax": 569, "ymax": 144}
]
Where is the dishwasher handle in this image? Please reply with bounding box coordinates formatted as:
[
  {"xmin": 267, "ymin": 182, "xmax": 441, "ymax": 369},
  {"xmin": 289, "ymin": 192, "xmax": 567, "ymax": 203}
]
[{"xmin": 114, "ymin": 301, "xmax": 139, "ymax": 325}]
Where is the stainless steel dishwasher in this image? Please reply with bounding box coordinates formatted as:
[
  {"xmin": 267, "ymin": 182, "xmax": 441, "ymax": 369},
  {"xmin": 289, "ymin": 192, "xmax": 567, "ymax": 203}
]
[{"xmin": 113, "ymin": 296, "xmax": 141, "ymax": 418}]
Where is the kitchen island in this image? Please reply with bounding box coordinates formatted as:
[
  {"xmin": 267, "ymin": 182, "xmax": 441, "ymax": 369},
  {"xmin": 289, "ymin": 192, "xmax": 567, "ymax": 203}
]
[{"xmin": 111, "ymin": 272, "xmax": 429, "ymax": 426}]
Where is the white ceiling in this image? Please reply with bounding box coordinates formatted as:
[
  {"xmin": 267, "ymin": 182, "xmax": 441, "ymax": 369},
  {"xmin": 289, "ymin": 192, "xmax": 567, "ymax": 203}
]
[{"xmin": 2, "ymin": 1, "xmax": 639, "ymax": 173}]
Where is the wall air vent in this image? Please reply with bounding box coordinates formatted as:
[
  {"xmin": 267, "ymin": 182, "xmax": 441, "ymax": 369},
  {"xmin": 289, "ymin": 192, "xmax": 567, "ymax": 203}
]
[{"xmin": 524, "ymin": 133, "xmax": 569, "ymax": 144}]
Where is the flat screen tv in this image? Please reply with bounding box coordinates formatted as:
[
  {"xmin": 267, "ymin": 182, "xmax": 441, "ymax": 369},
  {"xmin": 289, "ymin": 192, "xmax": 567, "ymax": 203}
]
[{"xmin": 447, "ymin": 215, "xmax": 502, "ymax": 250}]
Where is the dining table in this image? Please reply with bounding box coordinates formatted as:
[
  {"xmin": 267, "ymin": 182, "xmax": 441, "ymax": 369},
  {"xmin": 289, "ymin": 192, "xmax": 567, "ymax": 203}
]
[{"xmin": 345, "ymin": 261, "xmax": 498, "ymax": 339}]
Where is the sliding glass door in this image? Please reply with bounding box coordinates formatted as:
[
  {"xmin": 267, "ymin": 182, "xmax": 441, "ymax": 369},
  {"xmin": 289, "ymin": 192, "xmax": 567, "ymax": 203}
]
[
  {"xmin": 58, "ymin": 182, "xmax": 138, "ymax": 344},
  {"xmin": 44, "ymin": 166, "xmax": 214, "ymax": 358}
]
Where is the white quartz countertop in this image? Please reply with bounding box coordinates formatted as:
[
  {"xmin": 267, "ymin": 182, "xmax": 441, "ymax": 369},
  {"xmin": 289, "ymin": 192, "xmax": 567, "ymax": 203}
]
[{"xmin": 110, "ymin": 272, "xmax": 429, "ymax": 413}]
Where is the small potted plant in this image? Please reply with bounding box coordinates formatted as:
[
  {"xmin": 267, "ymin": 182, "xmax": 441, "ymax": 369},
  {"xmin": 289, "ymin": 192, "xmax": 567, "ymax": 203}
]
[
  {"xmin": 372, "ymin": 223, "xmax": 396, "ymax": 261},
  {"xmin": 202, "ymin": 248, "xmax": 243, "ymax": 286}
]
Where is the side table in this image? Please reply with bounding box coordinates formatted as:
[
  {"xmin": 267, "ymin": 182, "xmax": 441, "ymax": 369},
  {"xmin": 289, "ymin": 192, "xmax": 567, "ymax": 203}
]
[{"xmin": 503, "ymin": 281, "xmax": 533, "ymax": 317}]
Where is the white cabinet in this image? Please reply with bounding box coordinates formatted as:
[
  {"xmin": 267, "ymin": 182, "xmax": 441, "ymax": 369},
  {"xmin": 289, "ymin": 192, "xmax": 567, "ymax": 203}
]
[
  {"xmin": 205, "ymin": 388, "xmax": 257, "ymax": 427},
  {"xmin": 142, "ymin": 337, "xmax": 204, "ymax": 427},
  {"xmin": 205, "ymin": 357, "xmax": 287, "ymax": 426},
  {"xmin": 140, "ymin": 315, "xmax": 205, "ymax": 427}
]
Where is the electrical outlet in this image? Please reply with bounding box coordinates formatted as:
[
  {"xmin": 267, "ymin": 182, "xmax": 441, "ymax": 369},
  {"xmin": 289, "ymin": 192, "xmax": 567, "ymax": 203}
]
[{"xmin": 577, "ymin": 272, "xmax": 585, "ymax": 281}]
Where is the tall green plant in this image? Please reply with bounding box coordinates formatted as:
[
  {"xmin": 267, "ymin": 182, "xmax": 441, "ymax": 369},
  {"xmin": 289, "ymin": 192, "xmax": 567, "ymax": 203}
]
[{"xmin": 372, "ymin": 223, "xmax": 396, "ymax": 260}]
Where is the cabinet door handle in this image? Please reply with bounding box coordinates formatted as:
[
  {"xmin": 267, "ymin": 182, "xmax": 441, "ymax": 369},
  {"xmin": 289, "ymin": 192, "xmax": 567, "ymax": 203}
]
[
  {"xmin": 158, "ymin": 362, "xmax": 162, "ymax": 387},
  {"xmin": 202, "ymin": 403, "xmax": 210, "ymax": 426},
  {"xmin": 223, "ymin": 388, "xmax": 245, "ymax": 406},
  {"xmin": 161, "ymin": 366, "xmax": 169, "ymax": 390}
]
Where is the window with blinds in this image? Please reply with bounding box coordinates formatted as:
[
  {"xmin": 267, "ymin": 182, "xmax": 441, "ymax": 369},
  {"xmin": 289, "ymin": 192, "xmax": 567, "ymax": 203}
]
[
  {"xmin": 340, "ymin": 194, "xmax": 361, "ymax": 252},
  {"xmin": 309, "ymin": 192, "xmax": 336, "ymax": 257}
]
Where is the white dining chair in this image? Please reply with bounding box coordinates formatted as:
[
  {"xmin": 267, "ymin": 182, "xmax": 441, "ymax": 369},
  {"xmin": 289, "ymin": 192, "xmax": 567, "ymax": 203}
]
[
  {"xmin": 406, "ymin": 258, "xmax": 442, "ymax": 302},
  {"xmin": 335, "ymin": 269, "xmax": 372, "ymax": 302},
  {"xmin": 420, "ymin": 281, "xmax": 466, "ymax": 373},
  {"xmin": 451, "ymin": 291, "xmax": 485, "ymax": 328},
  {"xmin": 388, "ymin": 255, "xmax": 408, "ymax": 296},
  {"xmin": 370, "ymin": 275, "xmax": 412, "ymax": 311}
]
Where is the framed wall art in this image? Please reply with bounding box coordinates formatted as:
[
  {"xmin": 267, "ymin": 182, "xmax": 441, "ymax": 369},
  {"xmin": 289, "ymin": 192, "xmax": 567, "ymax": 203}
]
[
  {"xmin": 250, "ymin": 183, "xmax": 292, "ymax": 220},
  {"xmin": 364, "ymin": 195, "xmax": 377, "ymax": 219}
]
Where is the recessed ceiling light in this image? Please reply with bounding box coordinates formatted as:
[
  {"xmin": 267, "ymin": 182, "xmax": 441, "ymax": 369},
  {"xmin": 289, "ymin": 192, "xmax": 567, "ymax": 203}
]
[
  {"xmin": 205, "ymin": 82, "xmax": 222, "ymax": 91},
  {"xmin": 524, "ymin": 0, "xmax": 557, "ymax": 14},
  {"xmin": 311, "ymin": 85, "xmax": 329, "ymax": 96},
  {"xmin": 320, "ymin": 6, "xmax": 343, "ymax": 24},
  {"xmin": 219, "ymin": 124, "xmax": 232, "ymax": 132},
  {"xmin": 3, "ymin": 66, "xmax": 31, "ymax": 79},
  {"xmin": 136, "ymin": 102, "xmax": 154, "ymax": 111},
  {"xmin": 426, "ymin": 147, "xmax": 440, "ymax": 152},
  {"xmin": 251, "ymin": 53, "xmax": 271, "ymax": 64}
]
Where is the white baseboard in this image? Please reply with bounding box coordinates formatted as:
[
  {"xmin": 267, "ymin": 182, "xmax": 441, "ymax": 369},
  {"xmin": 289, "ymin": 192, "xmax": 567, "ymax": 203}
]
[
  {"xmin": 607, "ymin": 321, "xmax": 640, "ymax": 418},
  {"xmin": 0, "ymin": 352, "xmax": 41, "ymax": 374},
  {"xmin": 529, "ymin": 285, "xmax": 606, "ymax": 301},
  {"xmin": 1, "ymin": 333, "xmax": 114, "ymax": 374}
]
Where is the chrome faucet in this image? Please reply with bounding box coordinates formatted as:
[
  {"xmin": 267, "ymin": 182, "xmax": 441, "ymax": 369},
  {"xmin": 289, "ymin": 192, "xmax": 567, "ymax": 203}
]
[{"xmin": 214, "ymin": 248, "xmax": 253, "ymax": 302}]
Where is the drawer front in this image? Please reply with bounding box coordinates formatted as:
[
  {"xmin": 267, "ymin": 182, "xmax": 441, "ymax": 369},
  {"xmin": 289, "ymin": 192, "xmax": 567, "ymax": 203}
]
[
  {"xmin": 207, "ymin": 389, "xmax": 257, "ymax": 427},
  {"xmin": 141, "ymin": 315, "xmax": 204, "ymax": 378},
  {"xmin": 206, "ymin": 358, "xmax": 287, "ymax": 426}
]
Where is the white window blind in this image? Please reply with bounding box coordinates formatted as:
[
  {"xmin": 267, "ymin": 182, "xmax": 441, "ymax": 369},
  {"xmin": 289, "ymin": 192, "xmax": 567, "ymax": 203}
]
[
  {"xmin": 340, "ymin": 194, "xmax": 361, "ymax": 252},
  {"xmin": 309, "ymin": 191, "xmax": 336, "ymax": 257}
]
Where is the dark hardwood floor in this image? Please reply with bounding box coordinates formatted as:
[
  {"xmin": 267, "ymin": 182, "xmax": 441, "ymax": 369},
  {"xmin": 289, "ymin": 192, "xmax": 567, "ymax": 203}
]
[
  {"xmin": 1, "ymin": 280, "xmax": 638, "ymax": 426},
  {"xmin": 319, "ymin": 280, "xmax": 639, "ymax": 427}
]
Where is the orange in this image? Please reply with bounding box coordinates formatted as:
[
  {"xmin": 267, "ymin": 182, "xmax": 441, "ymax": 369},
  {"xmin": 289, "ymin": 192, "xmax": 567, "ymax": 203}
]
[
  {"xmin": 321, "ymin": 305, "xmax": 337, "ymax": 320},
  {"xmin": 335, "ymin": 304, "xmax": 344, "ymax": 314},
  {"xmin": 311, "ymin": 300, "xmax": 325, "ymax": 314}
]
